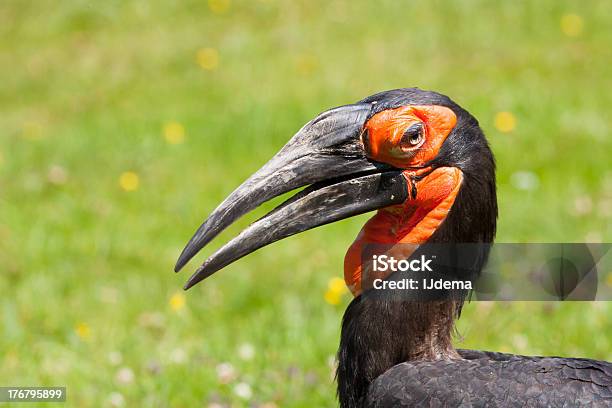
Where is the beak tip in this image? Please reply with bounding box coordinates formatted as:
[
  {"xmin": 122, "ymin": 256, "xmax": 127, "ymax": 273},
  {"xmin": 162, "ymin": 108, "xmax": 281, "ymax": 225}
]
[
  {"xmin": 175, "ymin": 244, "xmax": 199, "ymax": 273},
  {"xmin": 175, "ymin": 225, "xmax": 213, "ymax": 274},
  {"xmin": 183, "ymin": 261, "xmax": 220, "ymax": 290},
  {"xmin": 183, "ymin": 272, "xmax": 203, "ymax": 290},
  {"xmin": 174, "ymin": 259, "xmax": 186, "ymax": 273}
]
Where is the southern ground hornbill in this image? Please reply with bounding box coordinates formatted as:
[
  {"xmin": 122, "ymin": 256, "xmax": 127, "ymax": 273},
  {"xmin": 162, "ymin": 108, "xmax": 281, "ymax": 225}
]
[{"xmin": 174, "ymin": 88, "xmax": 612, "ymax": 407}]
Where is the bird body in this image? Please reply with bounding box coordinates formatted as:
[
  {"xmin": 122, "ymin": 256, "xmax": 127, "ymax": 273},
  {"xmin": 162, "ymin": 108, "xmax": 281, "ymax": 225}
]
[
  {"xmin": 367, "ymin": 350, "xmax": 612, "ymax": 407},
  {"xmin": 175, "ymin": 88, "xmax": 612, "ymax": 407}
]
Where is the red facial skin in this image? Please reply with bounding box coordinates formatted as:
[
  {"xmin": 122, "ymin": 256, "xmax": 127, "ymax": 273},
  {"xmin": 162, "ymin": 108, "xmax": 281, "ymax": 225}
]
[{"xmin": 344, "ymin": 105, "xmax": 463, "ymax": 296}]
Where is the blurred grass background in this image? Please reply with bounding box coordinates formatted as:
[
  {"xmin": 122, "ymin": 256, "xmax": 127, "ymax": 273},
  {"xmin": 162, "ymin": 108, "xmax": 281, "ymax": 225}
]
[{"xmin": 1, "ymin": 0, "xmax": 611, "ymax": 406}]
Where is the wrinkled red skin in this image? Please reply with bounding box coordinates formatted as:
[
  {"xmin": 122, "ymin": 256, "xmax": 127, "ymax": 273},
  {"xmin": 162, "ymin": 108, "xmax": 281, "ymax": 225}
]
[{"xmin": 344, "ymin": 105, "xmax": 463, "ymax": 296}]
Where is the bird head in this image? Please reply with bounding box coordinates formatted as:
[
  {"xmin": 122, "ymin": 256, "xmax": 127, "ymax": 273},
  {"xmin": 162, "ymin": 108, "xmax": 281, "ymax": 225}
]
[{"xmin": 175, "ymin": 88, "xmax": 497, "ymax": 295}]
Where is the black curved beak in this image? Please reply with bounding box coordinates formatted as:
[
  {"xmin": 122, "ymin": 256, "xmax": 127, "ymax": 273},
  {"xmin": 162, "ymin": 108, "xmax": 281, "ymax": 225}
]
[{"xmin": 175, "ymin": 103, "xmax": 408, "ymax": 290}]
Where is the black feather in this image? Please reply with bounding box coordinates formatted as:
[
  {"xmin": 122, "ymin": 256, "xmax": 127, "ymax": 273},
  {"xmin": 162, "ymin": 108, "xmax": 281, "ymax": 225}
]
[{"xmin": 365, "ymin": 350, "xmax": 612, "ymax": 407}]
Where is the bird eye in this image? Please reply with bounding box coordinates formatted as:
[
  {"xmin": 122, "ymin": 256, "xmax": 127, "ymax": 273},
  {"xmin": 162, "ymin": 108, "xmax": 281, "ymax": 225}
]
[{"xmin": 400, "ymin": 123, "xmax": 424, "ymax": 150}]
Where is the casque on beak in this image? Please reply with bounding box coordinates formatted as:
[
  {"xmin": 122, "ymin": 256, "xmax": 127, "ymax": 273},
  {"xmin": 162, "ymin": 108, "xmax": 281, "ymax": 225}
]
[{"xmin": 175, "ymin": 103, "xmax": 409, "ymax": 289}]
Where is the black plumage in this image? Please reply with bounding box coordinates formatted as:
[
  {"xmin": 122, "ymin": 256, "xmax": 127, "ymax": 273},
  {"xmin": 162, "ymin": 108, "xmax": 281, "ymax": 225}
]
[{"xmin": 366, "ymin": 350, "xmax": 612, "ymax": 407}]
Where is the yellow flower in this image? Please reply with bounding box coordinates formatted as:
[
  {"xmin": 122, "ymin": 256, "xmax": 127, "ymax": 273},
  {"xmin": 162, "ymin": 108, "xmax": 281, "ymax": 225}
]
[
  {"xmin": 119, "ymin": 172, "xmax": 139, "ymax": 192},
  {"xmin": 606, "ymin": 272, "xmax": 612, "ymax": 288},
  {"xmin": 197, "ymin": 47, "xmax": 219, "ymax": 71},
  {"xmin": 75, "ymin": 322, "xmax": 91, "ymax": 339},
  {"xmin": 560, "ymin": 14, "xmax": 583, "ymax": 37},
  {"xmin": 163, "ymin": 121, "xmax": 185, "ymax": 144},
  {"xmin": 324, "ymin": 277, "xmax": 347, "ymax": 305},
  {"xmin": 208, "ymin": 0, "xmax": 231, "ymax": 14},
  {"xmin": 494, "ymin": 111, "xmax": 516, "ymax": 133},
  {"xmin": 328, "ymin": 277, "xmax": 347, "ymax": 294},
  {"xmin": 295, "ymin": 54, "xmax": 318, "ymax": 77},
  {"xmin": 169, "ymin": 292, "xmax": 186, "ymax": 311},
  {"xmin": 324, "ymin": 289, "xmax": 342, "ymax": 306},
  {"xmin": 21, "ymin": 121, "xmax": 44, "ymax": 140}
]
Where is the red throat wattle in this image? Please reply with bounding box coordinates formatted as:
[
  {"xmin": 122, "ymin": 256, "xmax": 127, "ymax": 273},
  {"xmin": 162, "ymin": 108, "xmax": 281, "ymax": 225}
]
[{"xmin": 343, "ymin": 105, "xmax": 463, "ymax": 296}]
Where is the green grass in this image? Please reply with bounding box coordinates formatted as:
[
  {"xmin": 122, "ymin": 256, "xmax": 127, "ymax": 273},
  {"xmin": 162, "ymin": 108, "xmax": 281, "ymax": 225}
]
[{"xmin": 1, "ymin": 1, "xmax": 611, "ymax": 406}]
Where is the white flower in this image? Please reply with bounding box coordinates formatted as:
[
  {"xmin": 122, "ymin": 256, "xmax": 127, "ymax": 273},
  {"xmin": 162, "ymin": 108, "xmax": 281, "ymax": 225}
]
[
  {"xmin": 116, "ymin": 367, "xmax": 134, "ymax": 385},
  {"xmin": 573, "ymin": 196, "xmax": 593, "ymax": 216},
  {"xmin": 47, "ymin": 165, "xmax": 68, "ymax": 185},
  {"xmin": 510, "ymin": 171, "xmax": 539, "ymax": 191},
  {"xmin": 169, "ymin": 348, "xmax": 187, "ymax": 364},
  {"xmin": 108, "ymin": 392, "xmax": 125, "ymax": 407},
  {"xmin": 108, "ymin": 351, "xmax": 122, "ymax": 366},
  {"xmin": 216, "ymin": 362, "xmax": 236, "ymax": 384},
  {"xmin": 233, "ymin": 382, "xmax": 252, "ymax": 400},
  {"xmin": 512, "ymin": 334, "xmax": 528, "ymax": 351},
  {"xmin": 238, "ymin": 343, "xmax": 255, "ymax": 361}
]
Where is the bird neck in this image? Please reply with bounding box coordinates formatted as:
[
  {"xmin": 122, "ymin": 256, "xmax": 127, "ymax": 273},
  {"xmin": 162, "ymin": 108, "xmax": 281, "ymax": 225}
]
[
  {"xmin": 337, "ymin": 297, "xmax": 461, "ymax": 408},
  {"xmin": 338, "ymin": 167, "xmax": 466, "ymax": 408}
]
